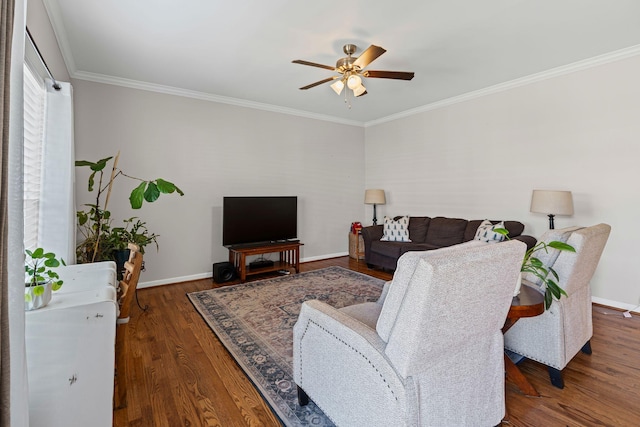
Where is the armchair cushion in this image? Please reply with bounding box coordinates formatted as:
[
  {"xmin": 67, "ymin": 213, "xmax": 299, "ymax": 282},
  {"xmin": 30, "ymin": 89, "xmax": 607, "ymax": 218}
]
[{"xmin": 376, "ymin": 240, "xmax": 487, "ymax": 342}]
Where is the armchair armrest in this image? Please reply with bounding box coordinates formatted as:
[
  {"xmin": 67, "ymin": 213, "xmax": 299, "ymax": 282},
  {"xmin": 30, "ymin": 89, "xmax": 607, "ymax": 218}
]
[{"xmin": 293, "ymin": 300, "xmax": 408, "ymax": 426}]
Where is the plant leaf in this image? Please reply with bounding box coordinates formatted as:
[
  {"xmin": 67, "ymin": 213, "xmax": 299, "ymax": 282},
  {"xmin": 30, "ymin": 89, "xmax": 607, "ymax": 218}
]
[
  {"xmin": 129, "ymin": 182, "xmax": 147, "ymax": 209},
  {"xmin": 32, "ymin": 248, "xmax": 44, "ymax": 258},
  {"xmin": 548, "ymin": 241, "xmax": 576, "ymax": 252},
  {"xmin": 88, "ymin": 170, "xmax": 97, "ymax": 192},
  {"xmin": 144, "ymin": 182, "xmax": 160, "ymax": 203},
  {"xmin": 33, "ymin": 285, "xmax": 44, "ymax": 296},
  {"xmin": 156, "ymin": 179, "xmax": 184, "ymax": 196}
]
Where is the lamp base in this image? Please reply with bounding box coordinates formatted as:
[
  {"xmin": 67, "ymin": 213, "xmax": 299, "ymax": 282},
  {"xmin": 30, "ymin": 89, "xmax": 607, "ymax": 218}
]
[
  {"xmin": 372, "ymin": 204, "xmax": 378, "ymax": 226},
  {"xmin": 548, "ymin": 214, "xmax": 555, "ymax": 230}
]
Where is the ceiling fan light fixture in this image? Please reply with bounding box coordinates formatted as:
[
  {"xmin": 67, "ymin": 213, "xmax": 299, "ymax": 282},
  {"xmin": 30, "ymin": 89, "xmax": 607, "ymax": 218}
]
[
  {"xmin": 353, "ymin": 83, "xmax": 367, "ymax": 97},
  {"xmin": 330, "ymin": 79, "xmax": 344, "ymax": 95},
  {"xmin": 347, "ymin": 74, "xmax": 362, "ymax": 90}
]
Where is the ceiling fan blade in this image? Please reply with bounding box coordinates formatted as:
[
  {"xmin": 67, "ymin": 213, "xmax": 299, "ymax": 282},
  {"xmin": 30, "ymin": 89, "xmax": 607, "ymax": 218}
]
[
  {"xmin": 353, "ymin": 45, "xmax": 386, "ymax": 69},
  {"xmin": 292, "ymin": 60, "xmax": 336, "ymax": 71},
  {"xmin": 299, "ymin": 76, "xmax": 339, "ymax": 90},
  {"xmin": 364, "ymin": 70, "xmax": 415, "ymax": 80}
]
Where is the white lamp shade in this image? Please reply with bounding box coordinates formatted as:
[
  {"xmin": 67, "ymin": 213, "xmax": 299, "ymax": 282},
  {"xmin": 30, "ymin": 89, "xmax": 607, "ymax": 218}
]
[
  {"xmin": 330, "ymin": 79, "xmax": 344, "ymax": 95},
  {"xmin": 364, "ymin": 189, "xmax": 386, "ymax": 205},
  {"xmin": 530, "ymin": 190, "xmax": 574, "ymax": 215},
  {"xmin": 353, "ymin": 84, "xmax": 366, "ymax": 97}
]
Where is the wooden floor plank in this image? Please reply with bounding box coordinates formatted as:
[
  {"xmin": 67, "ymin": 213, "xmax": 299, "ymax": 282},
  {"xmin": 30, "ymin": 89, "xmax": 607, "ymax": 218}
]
[{"xmin": 113, "ymin": 256, "xmax": 640, "ymax": 426}]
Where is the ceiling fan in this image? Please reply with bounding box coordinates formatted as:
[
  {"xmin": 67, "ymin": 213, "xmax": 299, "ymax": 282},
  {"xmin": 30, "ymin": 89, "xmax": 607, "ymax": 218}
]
[{"xmin": 292, "ymin": 44, "xmax": 415, "ymax": 99}]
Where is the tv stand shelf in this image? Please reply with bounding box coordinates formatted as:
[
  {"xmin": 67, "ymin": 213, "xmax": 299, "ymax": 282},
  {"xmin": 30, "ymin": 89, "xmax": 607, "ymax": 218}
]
[{"xmin": 228, "ymin": 241, "xmax": 303, "ymax": 283}]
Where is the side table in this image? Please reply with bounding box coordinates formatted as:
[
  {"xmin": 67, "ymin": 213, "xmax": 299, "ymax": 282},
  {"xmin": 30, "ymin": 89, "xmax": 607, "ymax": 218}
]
[{"xmin": 348, "ymin": 231, "xmax": 365, "ymax": 261}]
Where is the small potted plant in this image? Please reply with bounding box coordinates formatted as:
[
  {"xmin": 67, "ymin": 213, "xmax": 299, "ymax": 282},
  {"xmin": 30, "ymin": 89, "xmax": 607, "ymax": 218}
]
[
  {"xmin": 495, "ymin": 228, "xmax": 575, "ymax": 309},
  {"xmin": 24, "ymin": 248, "xmax": 66, "ymax": 310}
]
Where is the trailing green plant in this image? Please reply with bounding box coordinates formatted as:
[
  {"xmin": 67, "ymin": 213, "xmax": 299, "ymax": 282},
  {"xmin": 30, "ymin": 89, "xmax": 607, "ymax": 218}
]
[
  {"xmin": 75, "ymin": 153, "xmax": 183, "ymax": 263},
  {"xmin": 25, "ymin": 248, "xmax": 66, "ymax": 299},
  {"xmin": 495, "ymin": 228, "xmax": 575, "ymax": 310}
]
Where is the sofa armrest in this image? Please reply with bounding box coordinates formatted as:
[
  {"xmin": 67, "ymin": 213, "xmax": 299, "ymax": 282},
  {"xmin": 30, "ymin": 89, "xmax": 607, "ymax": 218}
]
[
  {"xmin": 513, "ymin": 235, "xmax": 537, "ymax": 251},
  {"xmin": 361, "ymin": 225, "xmax": 383, "ymax": 264}
]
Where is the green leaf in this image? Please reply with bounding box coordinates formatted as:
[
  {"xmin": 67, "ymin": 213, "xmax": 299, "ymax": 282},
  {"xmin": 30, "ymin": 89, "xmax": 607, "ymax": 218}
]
[
  {"xmin": 129, "ymin": 182, "xmax": 147, "ymax": 209},
  {"xmin": 493, "ymin": 227, "xmax": 509, "ymax": 237},
  {"xmin": 33, "ymin": 285, "xmax": 44, "ymax": 296},
  {"xmin": 548, "ymin": 241, "xmax": 576, "ymax": 252},
  {"xmin": 44, "ymin": 258, "xmax": 60, "ymax": 268},
  {"xmin": 144, "ymin": 182, "xmax": 160, "ymax": 203},
  {"xmin": 32, "ymin": 247, "xmax": 44, "ymax": 258},
  {"xmin": 77, "ymin": 211, "xmax": 88, "ymax": 226},
  {"xmin": 52, "ymin": 281, "xmax": 63, "ymax": 291},
  {"xmin": 156, "ymin": 179, "xmax": 184, "ymax": 196},
  {"xmin": 544, "ymin": 290, "xmax": 553, "ymax": 310},
  {"xmin": 88, "ymin": 170, "xmax": 97, "ymax": 192},
  {"xmin": 25, "ymin": 294, "xmax": 32, "ymax": 303},
  {"xmin": 92, "ymin": 157, "xmax": 112, "ymax": 172}
]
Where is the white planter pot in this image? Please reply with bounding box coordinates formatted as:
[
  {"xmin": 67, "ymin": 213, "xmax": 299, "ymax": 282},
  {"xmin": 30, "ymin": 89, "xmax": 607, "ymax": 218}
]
[
  {"xmin": 514, "ymin": 272, "xmax": 523, "ymax": 297},
  {"xmin": 25, "ymin": 282, "xmax": 53, "ymax": 311}
]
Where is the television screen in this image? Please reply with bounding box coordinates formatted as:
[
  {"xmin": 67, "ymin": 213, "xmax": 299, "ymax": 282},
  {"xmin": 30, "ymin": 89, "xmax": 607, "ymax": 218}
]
[{"xmin": 223, "ymin": 196, "xmax": 298, "ymax": 247}]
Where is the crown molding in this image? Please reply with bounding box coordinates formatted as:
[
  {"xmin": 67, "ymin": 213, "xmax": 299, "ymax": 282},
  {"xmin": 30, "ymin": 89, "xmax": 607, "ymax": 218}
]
[
  {"xmin": 71, "ymin": 70, "xmax": 365, "ymax": 127},
  {"xmin": 364, "ymin": 44, "xmax": 640, "ymax": 127}
]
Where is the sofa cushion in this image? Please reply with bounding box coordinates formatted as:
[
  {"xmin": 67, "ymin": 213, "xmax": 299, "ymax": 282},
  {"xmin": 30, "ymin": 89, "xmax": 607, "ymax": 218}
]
[
  {"xmin": 407, "ymin": 217, "xmax": 430, "ymax": 243},
  {"xmin": 425, "ymin": 217, "xmax": 468, "ymax": 247},
  {"xmin": 380, "ymin": 216, "xmax": 411, "ymax": 242},
  {"xmin": 370, "ymin": 240, "xmax": 406, "ymax": 259},
  {"xmin": 474, "ymin": 220, "xmax": 507, "ymax": 243}
]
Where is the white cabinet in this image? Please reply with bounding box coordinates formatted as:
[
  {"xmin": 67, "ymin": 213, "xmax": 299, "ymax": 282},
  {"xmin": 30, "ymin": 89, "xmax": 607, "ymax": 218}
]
[{"xmin": 25, "ymin": 262, "xmax": 118, "ymax": 427}]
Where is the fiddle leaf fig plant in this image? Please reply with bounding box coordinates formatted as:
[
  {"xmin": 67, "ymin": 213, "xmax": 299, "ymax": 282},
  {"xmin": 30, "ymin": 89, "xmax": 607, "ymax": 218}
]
[
  {"xmin": 494, "ymin": 228, "xmax": 575, "ymax": 310},
  {"xmin": 75, "ymin": 153, "xmax": 184, "ymax": 263}
]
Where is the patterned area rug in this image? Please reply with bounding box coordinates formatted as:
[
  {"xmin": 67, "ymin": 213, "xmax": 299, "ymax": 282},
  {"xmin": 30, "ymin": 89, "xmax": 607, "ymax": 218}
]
[{"xmin": 187, "ymin": 266, "xmax": 385, "ymax": 426}]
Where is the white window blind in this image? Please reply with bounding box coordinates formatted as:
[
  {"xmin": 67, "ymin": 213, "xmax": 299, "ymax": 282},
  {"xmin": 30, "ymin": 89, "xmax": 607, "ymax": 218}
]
[{"xmin": 23, "ymin": 61, "xmax": 47, "ymax": 251}]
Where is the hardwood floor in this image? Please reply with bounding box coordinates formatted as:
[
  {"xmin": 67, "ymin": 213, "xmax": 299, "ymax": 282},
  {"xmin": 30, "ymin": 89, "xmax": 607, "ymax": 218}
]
[{"xmin": 114, "ymin": 257, "xmax": 640, "ymax": 426}]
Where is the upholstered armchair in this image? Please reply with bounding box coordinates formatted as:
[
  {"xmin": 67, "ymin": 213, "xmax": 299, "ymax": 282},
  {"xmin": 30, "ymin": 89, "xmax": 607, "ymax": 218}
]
[
  {"xmin": 504, "ymin": 223, "xmax": 611, "ymax": 389},
  {"xmin": 293, "ymin": 240, "xmax": 526, "ymax": 426}
]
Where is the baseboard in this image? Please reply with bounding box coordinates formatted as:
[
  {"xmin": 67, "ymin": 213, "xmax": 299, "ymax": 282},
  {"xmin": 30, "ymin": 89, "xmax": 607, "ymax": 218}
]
[
  {"xmin": 592, "ymin": 296, "xmax": 640, "ymax": 314},
  {"xmin": 138, "ymin": 272, "xmax": 212, "ymax": 289},
  {"xmin": 138, "ymin": 253, "xmax": 350, "ymax": 288}
]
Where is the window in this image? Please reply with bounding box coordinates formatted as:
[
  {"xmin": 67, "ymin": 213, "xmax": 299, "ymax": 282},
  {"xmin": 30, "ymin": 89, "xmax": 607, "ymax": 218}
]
[{"xmin": 23, "ymin": 61, "xmax": 47, "ymax": 251}]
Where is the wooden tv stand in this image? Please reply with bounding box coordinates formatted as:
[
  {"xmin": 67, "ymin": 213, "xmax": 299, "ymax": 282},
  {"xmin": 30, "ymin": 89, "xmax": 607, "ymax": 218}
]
[{"xmin": 228, "ymin": 241, "xmax": 303, "ymax": 283}]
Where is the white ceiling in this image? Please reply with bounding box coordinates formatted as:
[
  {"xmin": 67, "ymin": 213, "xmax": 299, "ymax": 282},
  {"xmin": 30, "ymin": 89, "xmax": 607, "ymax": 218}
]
[{"xmin": 43, "ymin": 0, "xmax": 640, "ymax": 125}]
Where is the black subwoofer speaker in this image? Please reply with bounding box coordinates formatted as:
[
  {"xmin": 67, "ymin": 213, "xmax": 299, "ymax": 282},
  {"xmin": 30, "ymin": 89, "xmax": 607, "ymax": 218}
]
[{"xmin": 213, "ymin": 262, "xmax": 236, "ymax": 283}]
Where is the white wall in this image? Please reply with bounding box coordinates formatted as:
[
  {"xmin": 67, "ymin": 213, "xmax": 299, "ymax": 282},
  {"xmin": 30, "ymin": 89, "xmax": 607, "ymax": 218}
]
[
  {"xmin": 72, "ymin": 80, "xmax": 366, "ymax": 285},
  {"xmin": 365, "ymin": 54, "xmax": 640, "ymax": 308}
]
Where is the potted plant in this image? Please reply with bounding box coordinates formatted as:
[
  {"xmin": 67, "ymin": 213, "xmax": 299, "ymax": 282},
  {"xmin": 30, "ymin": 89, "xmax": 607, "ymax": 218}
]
[
  {"xmin": 495, "ymin": 228, "xmax": 575, "ymax": 309},
  {"xmin": 75, "ymin": 152, "xmax": 183, "ymax": 264},
  {"xmin": 25, "ymin": 248, "xmax": 66, "ymax": 310},
  {"xmin": 109, "ymin": 217, "xmax": 159, "ymax": 275}
]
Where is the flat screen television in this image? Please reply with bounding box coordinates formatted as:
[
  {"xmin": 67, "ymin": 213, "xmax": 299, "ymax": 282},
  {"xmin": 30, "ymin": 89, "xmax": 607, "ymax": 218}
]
[{"xmin": 223, "ymin": 196, "xmax": 298, "ymax": 247}]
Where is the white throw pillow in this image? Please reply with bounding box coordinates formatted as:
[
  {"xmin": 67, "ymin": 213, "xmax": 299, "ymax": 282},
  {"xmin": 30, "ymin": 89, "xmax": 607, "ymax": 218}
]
[
  {"xmin": 474, "ymin": 220, "xmax": 506, "ymax": 243},
  {"xmin": 380, "ymin": 216, "xmax": 412, "ymax": 242}
]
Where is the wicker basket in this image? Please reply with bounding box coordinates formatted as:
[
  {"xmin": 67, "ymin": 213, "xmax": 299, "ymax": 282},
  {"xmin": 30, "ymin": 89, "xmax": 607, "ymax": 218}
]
[{"xmin": 348, "ymin": 232, "xmax": 365, "ymax": 260}]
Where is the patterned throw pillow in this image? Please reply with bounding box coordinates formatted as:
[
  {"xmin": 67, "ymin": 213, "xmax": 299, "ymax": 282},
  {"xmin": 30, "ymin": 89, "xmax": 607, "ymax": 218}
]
[
  {"xmin": 474, "ymin": 219, "xmax": 506, "ymax": 243},
  {"xmin": 380, "ymin": 216, "xmax": 412, "ymax": 242}
]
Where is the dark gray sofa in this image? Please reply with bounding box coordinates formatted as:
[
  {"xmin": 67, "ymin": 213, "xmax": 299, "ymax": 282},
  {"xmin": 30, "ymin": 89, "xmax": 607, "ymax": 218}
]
[{"xmin": 361, "ymin": 216, "xmax": 536, "ymax": 270}]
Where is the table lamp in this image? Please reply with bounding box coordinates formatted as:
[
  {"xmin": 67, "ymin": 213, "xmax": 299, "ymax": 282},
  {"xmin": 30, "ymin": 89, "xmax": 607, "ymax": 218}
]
[
  {"xmin": 364, "ymin": 189, "xmax": 386, "ymax": 225},
  {"xmin": 530, "ymin": 190, "xmax": 574, "ymax": 229}
]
